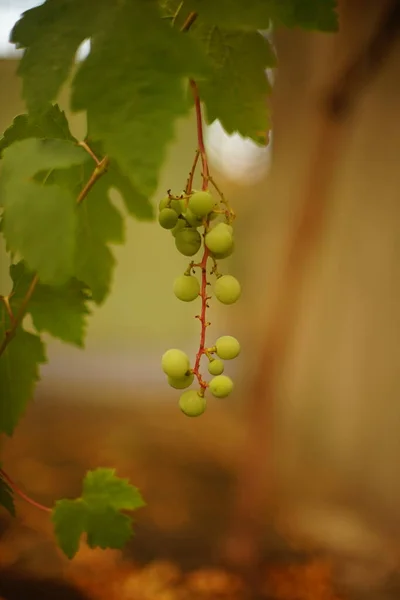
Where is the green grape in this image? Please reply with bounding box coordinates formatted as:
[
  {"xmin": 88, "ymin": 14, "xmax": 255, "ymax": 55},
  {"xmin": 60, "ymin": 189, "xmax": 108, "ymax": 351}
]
[
  {"xmin": 189, "ymin": 190, "xmax": 214, "ymax": 217},
  {"xmin": 205, "ymin": 222, "xmax": 234, "ymax": 255},
  {"xmin": 220, "ymin": 222, "xmax": 233, "ymax": 235},
  {"xmin": 171, "ymin": 219, "xmax": 187, "ymax": 237},
  {"xmin": 215, "ymin": 335, "xmax": 240, "ymax": 360},
  {"xmin": 208, "ymin": 359, "xmax": 224, "ymax": 376},
  {"xmin": 209, "ymin": 375, "xmax": 234, "ymax": 398},
  {"xmin": 211, "ymin": 242, "xmax": 235, "ymax": 260},
  {"xmin": 159, "ymin": 195, "xmax": 170, "ymax": 211},
  {"xmin": 159, "ymin": 208, "xmax": 178, "ymax": 230},
  {"xmin": 171, "ymin": 197, "xmax": 185, "ymax": 215},
  {"xmin": 173, "ymin": 274, "xmax": 200, "ymax": 302},
  {"xmin": 162, "ymin": 349, "xmax": 190, "ymax": 378},
  {"xmin": 209, "ymin": 208, "xmax": 219, "ymax": 221},
  {"xmin": 175, "ymin": 228, "xmax": 202, "ymax": 256},
  {"xmin": 185, "ymin": 208, "xmax": 203, "ymax": 228},
  {"xmin": 179, "ymin": 390, "xmax": 206, "ymax": 417},
  {"xmin": 168, "ymin": 372, "xmax": 194, "ymax": 389},
  {"xmin": 214, "ymin": 275, "xmax": 241, "ymax": 305}
]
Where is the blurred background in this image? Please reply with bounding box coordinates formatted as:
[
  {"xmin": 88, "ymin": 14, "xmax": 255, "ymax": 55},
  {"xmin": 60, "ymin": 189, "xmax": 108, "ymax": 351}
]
[{"xmin": 2, "ymin": 1, "xmax": 400, "ymax": 599}]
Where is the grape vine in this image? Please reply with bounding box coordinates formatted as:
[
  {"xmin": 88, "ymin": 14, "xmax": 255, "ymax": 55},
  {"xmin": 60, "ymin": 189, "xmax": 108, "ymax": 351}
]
[
  {"xmin": 159, "ymin": 80, "xmax": 241, "ymax": 415},
  {"xmin": 0, "ymin": 0, "xmax": 338, "ymax": 560}
]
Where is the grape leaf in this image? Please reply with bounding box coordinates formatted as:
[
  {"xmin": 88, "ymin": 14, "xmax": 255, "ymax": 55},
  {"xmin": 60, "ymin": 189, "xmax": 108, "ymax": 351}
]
[
  {"xmin": 191, "ymin": 24, "xmax": 276, "ymax": 141},
  {"xmin": 272, "ymin": 0, "xmax": 339, "ymax": 31},
  {"xmin": 71, "ymin": 0, "xmax": 210, "ymax": 196},
  {"xmin": 0, "ymin": 104, "xmax": 75, "ymax": 157},
  {"xmin": 52, "ymin": 468, "xmax": 145, "ymax": 559},
  {"xmin": 0, "ymin": 303, "xmax": 47, "ymax": 436},
  {"xmin": 182, "ymin": 0, "xmax": 274, "ymax": 29},
  {"xmin": 10, "ymin": 0, "xmax": 108, "ymax": 114},
  {"xmin": 36, "ymin": 160, "xmax": 124, "ymax": 304},
  {"xmin": 9, "ymin": 262, "xmax": 91, "ymax": 348},
  {"xmin": 53, "ymin": 160, "xmax": 126, "ymax": 304},
  {"xmin": 0, "ymin": 138, "xmax": 89, "ymax": 286},
  {"xmin": 88, "ymin": 141, "xmax": 154, "ymax": 222},
  {"xmin": 181, "ymin": 0, "xmax": 338, "ymax": 31},
  {"xmin": 0, "ymin": 471, "xmax": 15, "ymax": 517}
]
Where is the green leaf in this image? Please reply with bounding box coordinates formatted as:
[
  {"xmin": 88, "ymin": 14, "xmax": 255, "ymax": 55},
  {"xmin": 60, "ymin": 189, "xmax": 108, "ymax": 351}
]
[
  {"xmin": 70, "ymin": 160, "xmax": 125, "ymax": 304},
  {"xmin": 191, "ymin": 25, "xmax": 275, "ymax": 141},
  {"xmin": 38, "ymin": 159, "xmax": 124, "ymax": 304},
  {"xmin": 0, "ymin": 104, "xmax": 75, "ymax": 157},
  {"xmin": 10, "ymin": 0, "xmax": 107, "ymax": 113},
  {"xmin": 180, "ymin": 0, "xmax": 338, "ymax": 31},
  {"xmin": 89, "ymin": 141, "xmax": 154, "ymax": 221},
  {"xmin": 182, "ymin": 0, "xmax": 274, "ymax": 29},
  {"xmin": 71, "ymin": 1, "xmax": 210, "ymax": 196},
  {"xmin": 9, "ymin": 262, "xmax": 91, "ymax": 348},
  {"xmin": 52, "ymin": 468, "xmax": 145, "ymax": 559},
  {"xmin": 0, "ymin": 471, "xmax": 16, "ymax": 517},
  {"xmin": 0, "ymin": 303, "xmax": 47, "ymax": 436},
  {"xmin": 52, "ymin": 499, "xmax": 86, "ymax": 559},
  {"xmin": 0, "ymin": 138, "xmax": 89, "ymax": 286},
  {"xmin": 272, "ymin": 0, "xmax": 339, "ymax": 31}
]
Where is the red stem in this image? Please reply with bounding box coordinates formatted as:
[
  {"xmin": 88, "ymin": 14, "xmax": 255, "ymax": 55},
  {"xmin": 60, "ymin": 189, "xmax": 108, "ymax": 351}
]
[
  {"xmin": 190, "ymin": 80, "xmax": 209, "ymax": 190},
  {"xmin": 192, "ymin": 246, "xmax": 210, "ymax": 389},
  {"xmin": 189, "ymin": 79, "xmax": 211, "ymax": 390},
  {"xmin": 0, "ymin": 468, "xmax": 52, "ymax": 513}
]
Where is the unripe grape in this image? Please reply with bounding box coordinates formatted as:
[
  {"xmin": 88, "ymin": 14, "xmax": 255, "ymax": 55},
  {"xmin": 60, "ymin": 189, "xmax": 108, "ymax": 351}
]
[
  {"xmin": 168, "ymin": 372, "xmax": 194, "ymax": 389},
  {"xmin": 205, "ymin": 222, "xmax": 234, "ymax": 255},
  {"xmin": 209, "ymin": 375, "xmax": 234, "ymax": 398},
  {"xmin": 185, "ymin": 208, "xmax": 203, "ymax": 228},
  {"xmin": 219, "ymin": 222, "xmax": 233, "ymax": 235},
  {"xmin": 159, "ymin": 195, "xmax": 170, "ymax": 211},
  {"xmin": 162, "ymin": 349, "xmax": 190, "ymax": 378},
  {"xmin": 208, "ymin": 359, "xmax": 224, "ymax": 376},
  {"xmin": 214, "ymin": 275, "xmax": 241, "ymax": 305},
  {"xmin": 159, "ymin": 208, "xmax": 178, "ymax": 229},
  {"xmin": 175, "ymin": 228, "xmax": 202, "ymax": 256},
  {"xmin": 189, "ymin": 190, "xmax": 214, "ymax": 217},
  {"xmin": 179, "ymin": 390, "xmax": 206, "ymax": 417},
  {"xmin": 211, "ymin": 242, "xmax": 235, "ymax": 260},
  {"xmin": 173, "ymin": 274, "xmax": 200, "ymax": 302},
  {"xmin": 171, "ymin": 219, "xmax": 186, "ymax": 237},
  {"xmin": 171, "ymin": 197, "xmax": 185, "ymax": 215},
  {"xmin": 215, "ymin": 335, "xmax": 240, "ymax": 360}
]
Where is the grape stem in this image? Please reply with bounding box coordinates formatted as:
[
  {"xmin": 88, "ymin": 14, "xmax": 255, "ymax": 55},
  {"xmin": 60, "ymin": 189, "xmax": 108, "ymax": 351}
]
[
  {"xmin": 185, "ymin": 149, "xmax": 200, "ymax": 194},
  {"xmin": 186, "ymin": 79, "xmax": 212, "ymax": 390},
  {"xmin": 190, "ymin": 80, "xmax": 209, "ymax": 191},
  {"xmin": 0, "ymin": 468, "xmax": 52, "ymax": 514}
]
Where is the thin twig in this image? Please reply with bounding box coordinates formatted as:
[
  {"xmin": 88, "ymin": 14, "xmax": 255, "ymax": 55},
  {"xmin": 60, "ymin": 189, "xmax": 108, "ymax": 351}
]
[
  {"xmin": 0, "ymin": 274, "xmax": 39, "ymax": 357},
  {"xmin": 186, "ymin": 150, "xmax": 200, "ymax": 194},
  {"xmin": 0, "ymin": 468, "xmax": 52, "ymax": 513},
  {"xmin": 78, "ymin": 140, "xmax": 101, "ymax": 165},
  {"xmin": 1, "ymin": 296, "xmax": 14, "ymax": 323},
  {"xmin": 180, "ymin": 11, "xmax": 197, "ymax": 32},
  {"xmin": 190, "ymin": 80, "xmax": 209, "ymax": 190},
  {"xmin": 77, "ymin": 156, "xmax": 109, "ymax": 205}
]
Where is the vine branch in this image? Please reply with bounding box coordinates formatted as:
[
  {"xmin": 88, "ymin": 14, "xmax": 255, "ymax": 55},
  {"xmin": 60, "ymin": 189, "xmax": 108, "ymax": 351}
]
[
  {"xmin": 182, "ymin": 79, "xmax": 212, "ymax": 391},
  {"xmin": 190, "ymin": 80, "xmax": 209, "ymax": 190},
  {"xmin": 0, "ymin": 468, "xmax": 51, "ymax": 513}
]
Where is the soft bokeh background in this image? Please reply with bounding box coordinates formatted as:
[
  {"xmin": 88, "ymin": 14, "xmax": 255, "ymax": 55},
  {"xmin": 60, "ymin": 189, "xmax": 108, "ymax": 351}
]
[{"xmin": 3, "ymin": 1, "xmax": 400, "ymax": 599}]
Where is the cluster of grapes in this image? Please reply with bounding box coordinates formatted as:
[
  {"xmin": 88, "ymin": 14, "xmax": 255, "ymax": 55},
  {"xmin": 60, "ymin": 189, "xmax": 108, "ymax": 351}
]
[{"xmin": 158, "ymin": 187, "xmax": 241, "ymax": 417}]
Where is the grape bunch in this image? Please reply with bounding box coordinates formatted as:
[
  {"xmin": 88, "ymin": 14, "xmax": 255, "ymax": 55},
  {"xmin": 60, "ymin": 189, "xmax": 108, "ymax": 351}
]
[{"xmin": 158, "ymin": 187, "xmax": 241, "ymax": 417}]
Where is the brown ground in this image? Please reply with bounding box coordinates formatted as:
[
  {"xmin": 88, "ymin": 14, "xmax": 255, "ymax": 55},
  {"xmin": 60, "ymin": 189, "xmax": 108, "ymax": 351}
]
[{"xmin": 0, "ymin": 389, "xmax": 342, "ymax": 600}]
